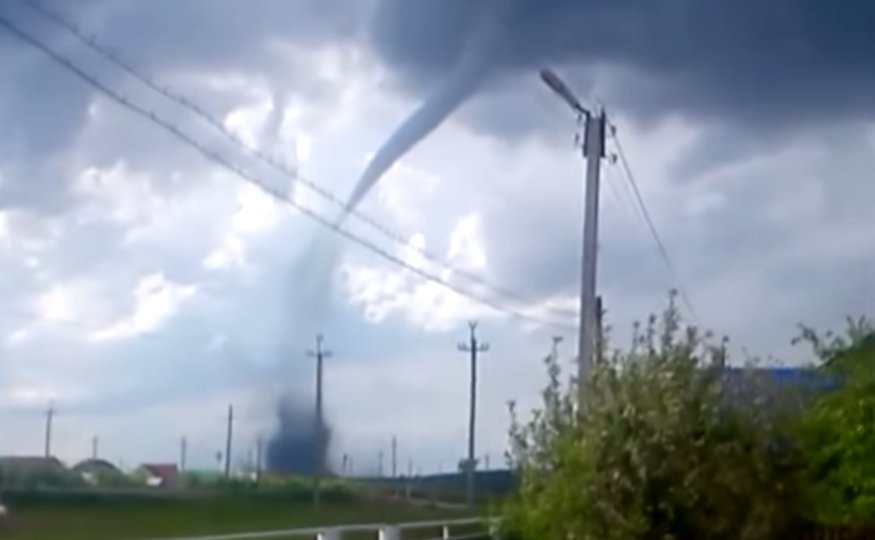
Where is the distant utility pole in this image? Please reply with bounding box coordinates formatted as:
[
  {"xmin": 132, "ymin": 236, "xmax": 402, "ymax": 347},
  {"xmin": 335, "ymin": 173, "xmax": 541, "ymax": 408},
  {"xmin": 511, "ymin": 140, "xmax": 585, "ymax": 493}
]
[
  {"xmin": 255, "ymin": 437, "xmax": 263, "ymax": 481},
  {"xmin": 391, "ymin": 436, "xmax": 398, "ymax": 479},
  {"xmin": 43, "ymin": 401, "xmax": 55, "ymax": 458},
  {"xmin": 180, "ymin": 437, "xmax": 188, "ymax": 473},
  {"xmin": 540, "ymin": 68, "xmax": 606, "ymax": 401},
  {"xmin": 92, "ymin": 435, "xmax": 99, "ymax": 460},
  {"xmin": 458, "ymin": 321, "xmax": 489, "ymax": 506},
  {"xmin": 378, "ymin": 450, "xmax": 384, "ymax": 478},
  {"xmin": 224, "ymin": 404, "xmax": 234, "ymax": 478},
  {"xmin": 595, "ymin": 295, "xmax": 605, "ymax": 363},
  {"xmin": 307, "ymin": 334, "xmax": 332, "ymax": 506},
  {"xmin": 551, "ymin": 336, "xmax": 564, "ymax": 362}
]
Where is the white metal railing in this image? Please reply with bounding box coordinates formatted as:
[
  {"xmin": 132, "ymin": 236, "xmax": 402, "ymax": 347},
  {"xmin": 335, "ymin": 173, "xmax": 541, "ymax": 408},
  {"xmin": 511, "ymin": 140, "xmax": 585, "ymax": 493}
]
[{"xmin": 137, "ymin": 516, "xmax": 499, "ymax": 540}]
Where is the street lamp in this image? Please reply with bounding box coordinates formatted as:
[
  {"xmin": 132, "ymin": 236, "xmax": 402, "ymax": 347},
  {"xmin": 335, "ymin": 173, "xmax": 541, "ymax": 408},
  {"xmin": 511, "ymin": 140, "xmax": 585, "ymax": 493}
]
[{"xmin": 539, "ymin": 68, "xmax": 606, "ymax": 399}]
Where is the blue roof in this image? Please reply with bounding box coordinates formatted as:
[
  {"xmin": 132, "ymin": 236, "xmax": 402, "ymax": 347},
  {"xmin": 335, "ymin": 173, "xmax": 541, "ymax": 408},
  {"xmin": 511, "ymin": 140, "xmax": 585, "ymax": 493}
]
[{"xmin": 719, "ymin": 366, "xmax": 840, "ymax": 401}]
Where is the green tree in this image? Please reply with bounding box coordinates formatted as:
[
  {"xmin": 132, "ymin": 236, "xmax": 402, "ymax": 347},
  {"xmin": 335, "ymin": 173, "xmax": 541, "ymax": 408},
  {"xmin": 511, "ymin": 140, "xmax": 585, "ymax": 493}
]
[
  {"xmin": 795, "ymin": 317, "xmax": 875, "ymax": 524},
  {"xmin": 504, "ymin": 295, "xmax": 805, "ymax": 540}
]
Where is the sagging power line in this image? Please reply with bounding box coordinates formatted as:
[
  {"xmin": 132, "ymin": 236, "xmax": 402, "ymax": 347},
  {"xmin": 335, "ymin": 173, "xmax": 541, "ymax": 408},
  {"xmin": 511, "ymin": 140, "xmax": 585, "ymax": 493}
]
[
  {"xmin": 0, "ymin": 13, "xmax": 576, "ymax": 332},
  {"xmin": 609, "ymin": 128, "xmax": 701, "ymax": 324},
  {"xmin": 15, "ymin": 0, "xmax": 577, "ymax": 323}
]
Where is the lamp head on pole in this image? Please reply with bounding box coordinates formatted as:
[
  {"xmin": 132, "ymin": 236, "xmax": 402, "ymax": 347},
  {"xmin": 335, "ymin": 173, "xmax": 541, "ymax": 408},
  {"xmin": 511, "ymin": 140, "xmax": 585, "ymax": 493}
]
[{"xmin": 540, "ymin": 68, "xmax": 589, "ymax": 116}]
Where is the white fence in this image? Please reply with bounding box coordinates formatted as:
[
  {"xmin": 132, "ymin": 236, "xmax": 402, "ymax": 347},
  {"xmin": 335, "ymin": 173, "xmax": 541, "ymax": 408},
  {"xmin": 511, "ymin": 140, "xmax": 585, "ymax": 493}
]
[{"xmin": 138, "ymin": 517, "xmax": 499, "ymax": 540}]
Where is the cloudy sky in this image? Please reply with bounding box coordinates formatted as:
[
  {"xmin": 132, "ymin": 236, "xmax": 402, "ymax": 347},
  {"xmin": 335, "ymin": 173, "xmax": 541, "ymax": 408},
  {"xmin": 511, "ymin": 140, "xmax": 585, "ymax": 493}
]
[{"xmin": 0, "ymin": 0, "xmax": 872, "ymax": 474}]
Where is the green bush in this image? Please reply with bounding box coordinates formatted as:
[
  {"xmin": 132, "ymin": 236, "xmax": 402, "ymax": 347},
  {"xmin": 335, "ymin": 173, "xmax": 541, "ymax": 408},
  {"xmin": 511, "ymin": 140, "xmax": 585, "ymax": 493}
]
[
  {"xmin": 504, "ymin": 295, "xmax": 806, "ymax": 540},
  {"xmin": 795, "ymin": 317, "xmax": 875, "ymax": 524}
]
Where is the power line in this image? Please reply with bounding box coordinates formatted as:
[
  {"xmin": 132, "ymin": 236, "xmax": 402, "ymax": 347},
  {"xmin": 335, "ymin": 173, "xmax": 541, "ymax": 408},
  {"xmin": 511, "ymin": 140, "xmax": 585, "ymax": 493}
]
[
  {"xmin": 16, "ymin": 0, "xmax": 576, "ymax": 322},
  {"xmin": 609, "ymin": 126, "xmax": 700, "ymax": 324},
  {"xmin": 0, "ymin": 13, "xmax": 576, "ymax": 331}
]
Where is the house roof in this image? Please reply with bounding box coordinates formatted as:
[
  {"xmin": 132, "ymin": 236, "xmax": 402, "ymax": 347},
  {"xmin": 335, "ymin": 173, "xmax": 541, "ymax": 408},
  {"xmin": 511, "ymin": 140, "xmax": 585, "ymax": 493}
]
[
  {"xmin": 139, "ymin": 463, "xmax": 179, "ymax": 482},
  {"xmin": 72, "ymin": 458, "xmax": 121, "ymax": 475},
  {"xmin": 0, "ymin": 456, "xmax": 65, "ymax": 473},
  {"xmin": 718, "ymin": 366, "xmax": 840, "ymax": 409},
  {"xmin": 721, "ymin": 366, "xmax": 838, "ymax": 390}
]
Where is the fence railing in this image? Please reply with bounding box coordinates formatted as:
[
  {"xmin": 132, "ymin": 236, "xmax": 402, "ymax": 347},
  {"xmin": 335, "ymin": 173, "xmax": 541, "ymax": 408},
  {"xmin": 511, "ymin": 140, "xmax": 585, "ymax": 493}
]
[{"xmin": 138, "ymin": 517, "xmax": 499, "ymax": 540}]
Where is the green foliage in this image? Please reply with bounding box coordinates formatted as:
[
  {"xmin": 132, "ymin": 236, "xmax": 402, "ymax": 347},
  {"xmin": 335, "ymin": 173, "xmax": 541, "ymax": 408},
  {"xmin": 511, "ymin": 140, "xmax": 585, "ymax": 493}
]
[
  {"xmin": 504, "ymin": 295, "xmax": 805, "ymax": 540},
  {"xmin": 795, "ymin": 317, "xmax": 875, "ymax": 524}
]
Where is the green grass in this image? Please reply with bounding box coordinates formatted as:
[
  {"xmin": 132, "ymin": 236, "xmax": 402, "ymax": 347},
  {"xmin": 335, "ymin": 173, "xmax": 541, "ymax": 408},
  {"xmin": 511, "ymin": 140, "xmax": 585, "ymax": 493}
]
[{"xmin": 0, "ymin": 493, "xmax": 476, "ymax": 540}]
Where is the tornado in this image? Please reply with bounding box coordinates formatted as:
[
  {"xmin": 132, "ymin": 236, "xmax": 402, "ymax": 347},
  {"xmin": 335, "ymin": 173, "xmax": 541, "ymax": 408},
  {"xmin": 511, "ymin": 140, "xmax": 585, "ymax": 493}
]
[{"xmin": 338, "ymin": 1, "xmax": 515, "ymax": 223}]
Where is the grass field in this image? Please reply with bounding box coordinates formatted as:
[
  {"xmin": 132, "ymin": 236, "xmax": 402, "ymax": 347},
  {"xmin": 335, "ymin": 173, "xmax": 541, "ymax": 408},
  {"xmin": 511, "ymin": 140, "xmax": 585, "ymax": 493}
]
[{"xmin": 0, "ymin": 492, "xmax": 478, "ymax": 540}]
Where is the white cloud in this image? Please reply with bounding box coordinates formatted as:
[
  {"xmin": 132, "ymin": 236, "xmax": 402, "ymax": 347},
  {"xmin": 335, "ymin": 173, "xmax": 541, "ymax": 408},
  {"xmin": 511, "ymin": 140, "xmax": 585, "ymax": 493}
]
[
  {"xmin": 340, "ymin": 214, "xmax": 496, "ymax": 332},
  {"xmin": 90, "ymin": 273, "xmax": 197, "ymax": 342}
]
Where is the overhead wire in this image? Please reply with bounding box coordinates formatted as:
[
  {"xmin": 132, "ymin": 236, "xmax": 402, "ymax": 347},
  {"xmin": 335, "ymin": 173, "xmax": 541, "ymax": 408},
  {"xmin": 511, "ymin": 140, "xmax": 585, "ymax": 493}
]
[
  {"xmin": 608, "ymin": 124, "xmax": 701, "ymax": 324},
  {"xmin": 15, "ymin": 0, "xmax": 577, "ymax": 322},
  {"xmin": 0, "ymin": 12, "xmax": 577, "ymax": 331}
]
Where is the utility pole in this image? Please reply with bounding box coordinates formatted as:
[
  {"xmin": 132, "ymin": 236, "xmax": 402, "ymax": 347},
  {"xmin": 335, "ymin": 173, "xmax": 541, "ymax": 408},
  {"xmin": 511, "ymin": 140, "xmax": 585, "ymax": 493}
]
[
  {"xmin": 91, "ymin": 435, "xmax": 99, "ymax": 460},
  {"xmin": 551, "ymin": 336, "xmax": 564, "ymax": 362},
  {"xmin": 378, "ymin": 450, "xmax": 384, "ymax": 478},
  {"xmin": 180, "ymin": 437, "xmax": 188, "ymax": 473},
  {"xmin": 458, "ymin": 321, "xmax": 489, "ymax": 506},
  {"xmin": 307, "ymin": 334, "xmax": 332, "ymax": 506},
  {"xmin": 391, "ymin": 436, "xmax": 397, "ymax": 478},
  {"xmin": 540, "ymin": 68, "xmax": 606, "ymax": 400},
  {"xmin": 43, "ymin": 401, "xmax": 55, "ymax": 458},
  {"xmin": 224, "ymin": 404, "xmax": 234, "ymax": 478},
  {"xmin": 255, "ymin": 437, "xmax": 263, "ymax": 482},
  {"xmin": 595, "ymin": 295, "xmax": 605, "ymax": 363}
]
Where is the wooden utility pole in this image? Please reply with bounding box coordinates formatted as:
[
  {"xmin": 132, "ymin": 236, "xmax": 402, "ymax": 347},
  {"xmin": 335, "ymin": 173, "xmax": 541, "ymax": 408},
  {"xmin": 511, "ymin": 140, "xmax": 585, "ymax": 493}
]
[
  {"xmin": 458, "ymin": 321, "xmax": 489, "ymax": 506},
  {"xmin": 307, "ymin": 334, "xmax": 332, "ymax": 506}
]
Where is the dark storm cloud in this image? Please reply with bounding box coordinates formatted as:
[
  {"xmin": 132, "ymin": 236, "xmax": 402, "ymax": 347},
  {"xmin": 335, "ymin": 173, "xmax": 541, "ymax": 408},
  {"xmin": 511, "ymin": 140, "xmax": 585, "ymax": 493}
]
[
  {"xmin": 369, "ymin": 0, "xmax": 875, "ymax": 129},
  {"xmin": 0, "ymin": 0, "xmax": 365, "ymax": 212}
]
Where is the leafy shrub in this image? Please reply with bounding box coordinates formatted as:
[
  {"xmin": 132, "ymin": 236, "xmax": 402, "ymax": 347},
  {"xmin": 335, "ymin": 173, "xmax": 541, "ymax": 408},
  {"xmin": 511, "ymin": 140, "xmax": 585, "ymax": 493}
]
[
  {"xmin": 504, "ymin": 295, "xmax": 805, "ymax": 540},
  {"xmin": 795, "ymin": 317, "xmax": 875, "ymax": 524}
]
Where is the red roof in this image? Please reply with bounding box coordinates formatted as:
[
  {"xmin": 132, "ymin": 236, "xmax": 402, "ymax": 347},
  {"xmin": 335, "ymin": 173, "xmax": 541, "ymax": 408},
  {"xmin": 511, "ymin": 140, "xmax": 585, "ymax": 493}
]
[{"xmin": 140, "ymin": 463, "xmax": 179, "ymax": 483}]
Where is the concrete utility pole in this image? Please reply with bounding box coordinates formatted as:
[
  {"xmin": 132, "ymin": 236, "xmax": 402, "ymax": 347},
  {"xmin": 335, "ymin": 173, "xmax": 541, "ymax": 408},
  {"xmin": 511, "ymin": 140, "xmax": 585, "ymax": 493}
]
[
  {"xmin": 92, "ymin": 435, "xmax": 99, "ymax": 460},
  {"xmin": 180, "ymin": 437, "xmax": 188, "ymax": 472},
  {"xmin": 307, "ymin": 334, "xmax": 332, "ymax": 506},
  {"xmin": 43, "ymin": 401, "xmax": 55, "ymax": 458},
  {"xmin": 540, "ymin": 68, "xmax": 606, "ymax": 399},
  {"xmin": 595, "ymin": 295, "xmax": 605, "ymax": 363},
  {"xmin": 458, "ymin": 321, "xmax": 489, "ymax": 506},
  {"xmin": 224, "ymin": 405, "xmax": 234, "ymax": 478}
]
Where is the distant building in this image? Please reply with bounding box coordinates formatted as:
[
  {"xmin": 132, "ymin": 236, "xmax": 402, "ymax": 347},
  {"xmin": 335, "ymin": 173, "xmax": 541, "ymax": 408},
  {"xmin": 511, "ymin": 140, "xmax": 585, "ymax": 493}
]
[
  {"xmin": 0, "ymin": 456, "xmax": 74, "ymax": 488},
  {"xmin": 136, "ymin": 463, "xmax": 179, "ymax": 488},
  {"xmin": 720, "ymin": 366, "xmax": 838, "ymax": 408},
  {"xmin": 0, "ymin": 456, "xmax": 66, "ymax": 477},
  {"xmin": 71, "ymin": 458, "xmax": 123, "ymax": 486}
]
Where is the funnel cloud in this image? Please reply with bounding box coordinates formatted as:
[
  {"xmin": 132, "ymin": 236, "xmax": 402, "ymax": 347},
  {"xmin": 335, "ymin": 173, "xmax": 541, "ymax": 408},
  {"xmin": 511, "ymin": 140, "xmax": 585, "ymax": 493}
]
[
  {"xmin": 266, "ymin": 395, "xmax": 331, "ymax": 475},
  {"xmin": 341, "ymin": 0, "xmax": 517, "ymax": 219}
]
